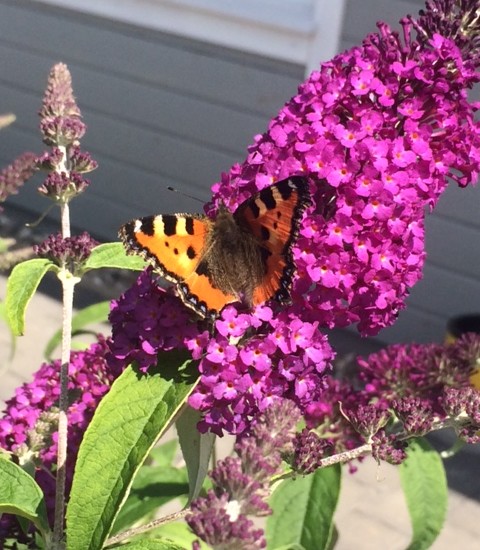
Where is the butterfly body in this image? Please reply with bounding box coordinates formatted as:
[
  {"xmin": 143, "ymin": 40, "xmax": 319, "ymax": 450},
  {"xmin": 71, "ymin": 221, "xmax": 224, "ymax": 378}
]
[
  {"xmin": 120, "ymin": 176, "xmax": 310, "ymax": 318},
  {"xmin": 195, "ymin": 205, "xmax": 267, "ymax": 304}
]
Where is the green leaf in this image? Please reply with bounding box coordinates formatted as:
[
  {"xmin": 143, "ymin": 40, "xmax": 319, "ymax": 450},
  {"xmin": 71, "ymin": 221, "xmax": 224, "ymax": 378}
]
[
  {"xmin": 44, "ymin": 300, "xmax": 111, "ymax": 360},
  {"xmin": 84, "ymin": 242, "xmax": 146, "ymax": 271},
  {"xmin": 111, "ymin": 465, "xmax": 189, "ymax": 535},
  {"xmin": 66, "ymin": 351, "xmax": 199, "ymax": 550},
  {"xmin": 0, "ymin": 300, "xmax": 16, "ymax": 360},
  {"xmin": 0, "ymin": 236, "xmax": 12, "ymax": 253},
  {"xmin": 176, "ymin": 406, "xmax": 215, "ymax": 502},
  {"xmin": 5, "ymin": 258, "xmax": 57, "ymax": 336},
  {"xmin": 0, "ymin": 456, "xmax": 50, "ymax": 537},
  {"xmin": 267, "ymin": 465, "xmax": 341, "ymax": 550},
  {"xmin": 399, "ymin": 437, "xmax": 448, "ymax": 550},
  {"xmin": 147, "ymin": 522, "xmax": 208, "ymax": 549},
  {"xmin": 149, "ymin": 439, "xmax": 178, "ymax": 468}
]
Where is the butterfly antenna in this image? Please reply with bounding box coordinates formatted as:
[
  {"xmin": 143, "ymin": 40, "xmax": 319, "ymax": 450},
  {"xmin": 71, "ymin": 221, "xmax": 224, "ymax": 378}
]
[{"xmin": 167, "ymin": 186, "xmax": 205, "ymax": 204}]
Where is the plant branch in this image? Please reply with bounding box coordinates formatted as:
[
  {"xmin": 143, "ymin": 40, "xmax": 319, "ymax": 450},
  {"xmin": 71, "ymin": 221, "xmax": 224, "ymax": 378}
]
[
  {"xmin": 273, "ymin": 443, "xmax": 372, "ymax": 484},
  {"xmin": 105, "ymin": 509, "xmax": 190, "ymax": 547},
  {"xmin": 52, "ymin": 191, "xmax": 76, "ymax": 547}
]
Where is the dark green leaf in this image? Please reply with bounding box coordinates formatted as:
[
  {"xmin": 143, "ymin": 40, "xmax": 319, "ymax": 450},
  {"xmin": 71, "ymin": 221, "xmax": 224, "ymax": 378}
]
[
  {"xmin": 84, "ymin": 243, "xmax": 146, "ymax": 271},
  {"xmin": 0, "ymin": 456, "xmax": 50, "ymax": 537},
  {"xmin": 5, "ymin": 258, "xmax": 57, "ymax": 335},
  {"xmin": 176, "ymin": 406, "xmax": 215, "ymax": 502},
  {"xmin": 66, "ymin": 351, "xmax": 199, "ymax": 550},
  {"xmin": 44, "ymin": 300, "xmax": 111, "ymax": 360},
  {"xmin": 267, "ymin": 465, "xmax": 341, "ymax": 550},
  {"xmin": 399, "ymin": 438, "xmax": 447, "ymax": 550}
]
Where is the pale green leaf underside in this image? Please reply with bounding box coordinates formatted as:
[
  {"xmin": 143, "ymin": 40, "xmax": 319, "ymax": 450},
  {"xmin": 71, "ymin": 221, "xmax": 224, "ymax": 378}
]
[{"xmin": 176, "ymin": 406, "xmax": 216, "ymax": 502}]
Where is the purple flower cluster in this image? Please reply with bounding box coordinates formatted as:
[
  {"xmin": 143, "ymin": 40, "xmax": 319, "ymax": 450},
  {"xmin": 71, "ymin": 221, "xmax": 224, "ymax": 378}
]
[
  {"xmin": 39, "ymin": 63, "xmax": 85, "ymax": 147},
  {"xmin": 37, "ymin": 170, "xmax": 90, "ymax": 202},
  {"xmin": 109, "ymin": 273, "xmax": 333, "ymax": 435},
  {"xmin": 37, "ymin": 63, "xmax": 95, "ymax": 203},
  {"xmin": 34, "ymin": 231, "xmax": 98, "ymax": 272},
  {"xmin": 209, "ymin": 8, "xmax": 480, "ymax": 336},
  {"xmin": 187, "ymin": 305, "xmax": 333, "ymax": 435},
  {"xmin": 108, "ymin": 269, "xmax": 198, "ymax": 371},
  {"xmin": 0, "ymin": 337, "xmax": 120, "ymax": 542},
  {"xmin": 187, "ymin": 399, "xmax": 300, "ymax": 549},
  {"xmin": 0, "ymin": 152, "xmax": 37, "ymax": 207},
  {"xmin": 358, "ymin": 335, "xmax": 477, "ymax": 399},
  {"xmin": 303, "ymin": 333, "xmax": 480, "ymax": 462},
  {"xmin": 111, "ymin": 1, "xmax": 480, "ymax": 437}
]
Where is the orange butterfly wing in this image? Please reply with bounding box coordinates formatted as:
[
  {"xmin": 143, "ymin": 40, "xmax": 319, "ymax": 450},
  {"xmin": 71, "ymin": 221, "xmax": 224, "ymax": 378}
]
[
  {"xmin": 234, "ymin": 176, "xmax": 310, "ymax": 306},
  {"xmin": 120, "ymin": 214, "xmax": 236, "ymax": 317}
]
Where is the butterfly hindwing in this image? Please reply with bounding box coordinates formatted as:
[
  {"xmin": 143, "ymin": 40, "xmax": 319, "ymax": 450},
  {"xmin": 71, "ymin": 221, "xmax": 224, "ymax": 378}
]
[
  {"xmin": 234, "ymin": 176, "xmax": 310, "ymax": 306},
  {"xmin": 177, "ymin": 274, "xmax": 236, "ymax": 318}
]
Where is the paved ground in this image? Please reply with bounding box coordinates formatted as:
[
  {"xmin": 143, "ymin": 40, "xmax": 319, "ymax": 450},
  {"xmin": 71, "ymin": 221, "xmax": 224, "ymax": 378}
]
[{"xmin": 1, "ymin": 275, "xmax": 479, "ymax": 549}]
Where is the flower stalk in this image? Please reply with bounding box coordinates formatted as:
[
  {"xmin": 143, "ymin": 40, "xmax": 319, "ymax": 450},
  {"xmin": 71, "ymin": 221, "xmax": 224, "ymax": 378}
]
[
  {"xmin": 52, "ymin": 270, "xmax": 76, "ymax": 547},
  {"xmin": 35, "ymin": 63, "xmax": 96, "ymax": 547}
]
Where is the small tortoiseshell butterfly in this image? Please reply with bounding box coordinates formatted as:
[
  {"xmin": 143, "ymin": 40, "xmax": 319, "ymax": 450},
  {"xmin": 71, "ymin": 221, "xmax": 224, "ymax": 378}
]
[{"xmin": 120, "ymin": 176, "xmax": 310, "ymax": 319}]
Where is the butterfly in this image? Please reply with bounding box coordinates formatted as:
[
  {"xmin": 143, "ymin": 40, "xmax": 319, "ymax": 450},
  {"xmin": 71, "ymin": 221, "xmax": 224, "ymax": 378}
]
[{"xmin": 119, "ymin": 176, "xmax": 311, "ymax": 319}]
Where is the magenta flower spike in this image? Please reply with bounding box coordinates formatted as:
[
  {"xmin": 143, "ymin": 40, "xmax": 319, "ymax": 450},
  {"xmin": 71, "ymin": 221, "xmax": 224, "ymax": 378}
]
[{"xmin": 110, "ymin": 1, "xmax": 480, "ymax": 436}]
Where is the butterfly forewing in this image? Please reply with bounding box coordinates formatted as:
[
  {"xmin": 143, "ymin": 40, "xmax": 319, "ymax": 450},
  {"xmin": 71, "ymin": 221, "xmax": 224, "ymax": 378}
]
[
  {"xmin": 234, "ymin": 176, "xmax": 310, "ymax": 306},
  {"xmin": 120, "ymin": 213, "xmax": 238, "ymax": 317},
  {"xmin": 120, "ymin": 214, "xmax": 208, "ymax": 283}
]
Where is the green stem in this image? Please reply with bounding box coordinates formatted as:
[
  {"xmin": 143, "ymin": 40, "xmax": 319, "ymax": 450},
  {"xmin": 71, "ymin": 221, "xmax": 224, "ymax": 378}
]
[
  {"xmin": 51, "ymin": 196, "xmax": 76, "ymax": 549},
  {"xmin": 52, "ymin": 271, "xmax": 76, "ymax": 549}
]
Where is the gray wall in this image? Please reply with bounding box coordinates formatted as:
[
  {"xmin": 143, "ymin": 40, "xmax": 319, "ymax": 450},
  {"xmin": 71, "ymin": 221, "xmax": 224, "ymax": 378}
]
[
  {"xmin": 1, "ymin": 0, "xmax": 479, "ymax": 344},
  {"xmin": 0, "ymin": 0, "xmax": 303, "ymax": 236}
]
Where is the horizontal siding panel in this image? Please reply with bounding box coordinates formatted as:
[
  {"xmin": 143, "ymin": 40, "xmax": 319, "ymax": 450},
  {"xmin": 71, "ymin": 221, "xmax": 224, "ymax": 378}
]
[
  {"xmin": 406, "ymin": 264, "xmax": 480, "ymax": 320},
  {"xmin": 377, "ymin": 260, "xmax": 480, "ymax": 345},
  {"xmin": 0, "ymin": 42, "xmax": 272, "ymax": 156},
  {"xmin": 1, "ymin": 148, "xmax": 207, "ymax": 232},
  {"xmin": 1, "ymin": 131, "xmax": 216, "ymax": 242},
  {"xmin": 343, "ymin": 0, "xmax": 423, "ymax": 42},
  {"xmin": 379, "ymin": 306, "xmax": 445, "ymax": 344},
  {"xmin": 82, "ymin": 111, "xmax": 236, "ymax": 189},
  {"xmin": 0, "ymin": 1, "xmax": 303, "ymax": 117},
  {"xmin": 432, "ymin": 181, "xmax": 480, "ymax": 230},
  {"xmin": 425, "ymin": 214, "xmax": 480, "ymax": 280},
  {"xmin": 0, "ymin": 0, "xmax": 305, "ymax": 243},
  {"xmin": 63, "ymin": 192, "xmax": 148, "ymax": 240},
  {"xmin": 0, "ymin": 86, "xmax": 240, "ymax": 193}
]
